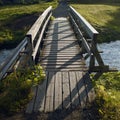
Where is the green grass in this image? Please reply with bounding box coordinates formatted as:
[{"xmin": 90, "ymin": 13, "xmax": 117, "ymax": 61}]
[
  {"xmin": 92, "ymin": 72, "xmax": 120, "ymax": 119},
  {"xmin": 71, "ymin": 3, "xmax": 120, "ymax": 42},
  {"xmin": 0, "ymin": 1, "xmax": 57, "ymax": 49},
  {"xmin": 0, "ymin": 65, "xmax": 45, "ymax": 115}
]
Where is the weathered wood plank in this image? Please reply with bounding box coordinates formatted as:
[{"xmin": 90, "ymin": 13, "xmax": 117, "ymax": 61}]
[
  {"xmin": 41, "ymin": 56, "xmax": 81, "ymax": 60},
  {"xmin": 42, "ymin": 64, "xmax": 85, "ymax": 68},
  {"xmin": 45, "ymin": 34, "xmax": 77, "ymax": 40},
  {"xmin": 43, "ymin": 42, "xmax": 78, "ymax": 47},
  {"xmin": 62, "ymin": 72, "xmax": 71, "ymax": 109},
  {"xmin": 69, "ymin": 71, "xmax": 80, "ymax": 109},
  {"xmin": 43, "ymin": 39, "xmax": 77, "ymax": 41},
  {"xmin": 42, "ymin": 54, "xmax": 80, "ymax": 57},
  {"xmin": 82, "ymin": 72, "xmax": 95, "ymax": 103},
  {"xmin": 48, "ymin": 26, "xmax": 72, "ymax": 30},
  {"xmin": 42, "ymin": 52, "xmax": 81, "ymax": 56},
  {"xmin": 43, "ymin": 41, "xmax": 78, "ymax": 46},
  {"xmin": 41, "ymin": 61, "xmax": 84, "ymax": 65},
  {"xmin": 43, "ymin": 46, "xmax": 80, "ymax": 50},
  {"xmin": 33, "ymin": 72, "xmax": 48, "ymax": 112},
  {"xmin": 40, "ymin": 59, "xmax": 82, "ymax": 62},
  {"xmin": 45, "ymin": 68, "xmax": 87, "ymax": 72},
  {"xmin": 75, "ymin": 71, "xmax": 88, "ymax": 108},
  {"xmin": 44, "ymin": 72, "xmax": 55, "ymax": 112},
  {"xmin": 54, "ymin": 72, "xmax": 62, "ymax": 110}
]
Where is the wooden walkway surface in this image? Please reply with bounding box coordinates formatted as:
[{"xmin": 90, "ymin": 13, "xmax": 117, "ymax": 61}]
[{"xmin": 26, "ymin": 18, "xmax": 95, "ymax": 114}]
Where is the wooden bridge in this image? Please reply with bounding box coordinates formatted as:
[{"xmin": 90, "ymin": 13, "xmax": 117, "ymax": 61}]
[{"xmin": 0, "ymin": 3, "xmax": 113, "ymax": 119}]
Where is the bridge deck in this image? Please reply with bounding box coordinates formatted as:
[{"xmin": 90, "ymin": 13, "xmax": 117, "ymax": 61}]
[{"xmin": 26, "ymin": 18, "xmax": 95, "ymax": 114}]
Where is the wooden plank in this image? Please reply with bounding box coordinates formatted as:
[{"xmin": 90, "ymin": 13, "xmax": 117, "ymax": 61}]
[
  {"xmin": 69, "ymin": 71, "xmax": 80, "ymax": 108},
  {"xmin": 33, "ymin": 72, "xmax": 48, "ymax": 112},
  {"xmin": 41, "ymin": 61, "xmax": 84, "ymax": 65},
  {"xmin": 41, "ymin": 55, "xmax": 81, "ymax": 58},
  {"xmin": 43, "ymin": 41, "xmax": 78, "ymax": 45},
  {"xmin": 42, "ymin": 65, "xmax": 85, "ymax": 68},
  {"xmin": 43, "ymin": 48, "xmax": 80, "ymax": 52},
  {"xmin": 40, "ymin": 59, "xmax": 82, "ymax": 63},
  {"xmin": 46, "ymin": 30, "xmax": 74, "ymax": 35},
  {"xmin": 42, "ymin": 52, "xmax": 81, "ymax": 56},
  {"xmin": 42, "ymin": 52, "xmax": 80, "ymax": 55},
  {"xmin": 42, "ymin": 54, "xmax": 80, "ymax": 57},
  {"xmin": 43, "ymin": 45, "xmax": 79, "ymax": 49},
  {"xmin": 82, "ymin": 72, "xmax": 95, "ymax": 103},
  {"xmin": 45, "ymin": 68, "xmax": 87, "ymax": 72},
  {"xmin": 75, "ymin": 71, "xmax": 88, "ymax": 108},
  {"xmin": 48, "ymin": 24, "xmax": 73, "ymax": 31},
  {"xmin": 54, "ymin": 72, "xmax": 62, "ymax": 110},
  {"xmin": 26, "ymin": 86, "xmax": 37, "ymax": 113},
  {"xmin": 49, "ymin": 22, "xmax": 70, "ymax": 26},
  {"xmin": 43, "ymin": 39, "xmax": 77, "ymax": 41},
  {"xmin": 43, "ymin": 50, "xmax": 81, "ymax": 53},
  {"xmin": 45, "ymin": 34, "xmax": 77, "ymax": 40},
  {"xmin": 44, "ymin": 42, "xmax": 78, "ymax": 46},
  {"xmin": 62, "ymin": 72, "xmax": 71, "ymax": 109},
  {"xmin": 44, "ymin": 72, "xmax": 55, "ymax": 112}
]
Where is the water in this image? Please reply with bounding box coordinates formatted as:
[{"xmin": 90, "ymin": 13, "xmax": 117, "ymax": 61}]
[
  {"xmin": 98, "ymin": 40, "xmax": 120, "ymax": 71},
  {"xmin": 0, "ymin": 40, "xmax": 120, "ymax": 70}
]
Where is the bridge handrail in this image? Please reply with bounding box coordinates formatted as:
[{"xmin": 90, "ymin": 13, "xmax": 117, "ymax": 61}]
[
  {"xmin": 68, "ymin": 6, "xmax": 110, "ymax": 74},
  {"xmin": 26, "ymin": 6, "xmax": 52, "ymax": 61},
  {"xmin": 69, "ymin": 6, "xmax": 99, "ymax": 41},
  {"xmin": 27, "ymin": 6, "xmax": 52, "ymax": 42},
  {"xmin": 0, "ymin": 38, "xmax": 28, "ymax": 80}
]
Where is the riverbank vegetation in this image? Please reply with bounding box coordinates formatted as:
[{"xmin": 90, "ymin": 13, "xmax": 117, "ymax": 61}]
[
  {"xmin": 71, "ymin": 2, "xmax": 120, "ymax": 42},
  {"xmin": 0, "ymin": 65, "xmax": 45, "ymax": 116},
  {"xmin": 0, "ymin": 0, "xmax": 57, "ymax": 50},
  {"xmin": 90, "ymin": 72, "xmax": 120, "ymax": 119}
]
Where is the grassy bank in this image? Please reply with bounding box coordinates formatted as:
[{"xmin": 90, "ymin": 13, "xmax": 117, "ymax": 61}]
[
  {"xmin": 71, "ymin": 3, "xmax": 120, "ymax": 43},
  {"xmin": 0, "ymin": 65, "xmax": 45, "ymax": 116},
  {"xmin": 91, "ymin": 72, "xmax": 120, "ymax": 119},
  {"xmin": 0, "ymin": 1, "xmax": 57, "ymax": 50}
]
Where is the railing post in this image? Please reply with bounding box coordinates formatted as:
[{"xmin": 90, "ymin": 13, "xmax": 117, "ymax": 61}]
[
  {"xmin": 26, "ymin": 36, "xmax": 35, "ymax": 66},
  {"xmin": 89, "ymin": 54, "xmax": 95, "ymax": 72}
]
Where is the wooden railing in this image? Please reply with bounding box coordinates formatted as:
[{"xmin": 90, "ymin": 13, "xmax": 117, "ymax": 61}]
[
  {"xmin": 26, "ymin": 6, "xmax": 52, "ymax": 62},
  {"xmin": 0, "ymin": 6, "xmax": 52, "ymax": 80},
  {"xmin": 69, "ymin": 6, "xmax": 110, "ymax": 76}
]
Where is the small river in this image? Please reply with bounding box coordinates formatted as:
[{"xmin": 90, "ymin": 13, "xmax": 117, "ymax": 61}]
[
  {"xmin": 98, "ymin": 40, "xmax": 120, "ymax": 71},
  {"xmin": 0, "ymin": 40, "xmax": 120, "ymax": 70}
]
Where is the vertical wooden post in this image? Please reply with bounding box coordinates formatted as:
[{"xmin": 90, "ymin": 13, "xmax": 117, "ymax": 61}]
[
  {"xmin": 26, "ymin": 36, "xmax": 35, "ymax": 66},
  {"xmin": 89, "ymin": 54, "xmax": 95, "ymax": 72}
]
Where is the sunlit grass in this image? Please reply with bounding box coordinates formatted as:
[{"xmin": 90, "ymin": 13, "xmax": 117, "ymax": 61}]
[
  {"xmin": 92, "ymin": 72, "xmax": 120, "ymax": 119},
  {"xmin": 71, "ymin": 3, "xmax": 120, "ymax": 42}
]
